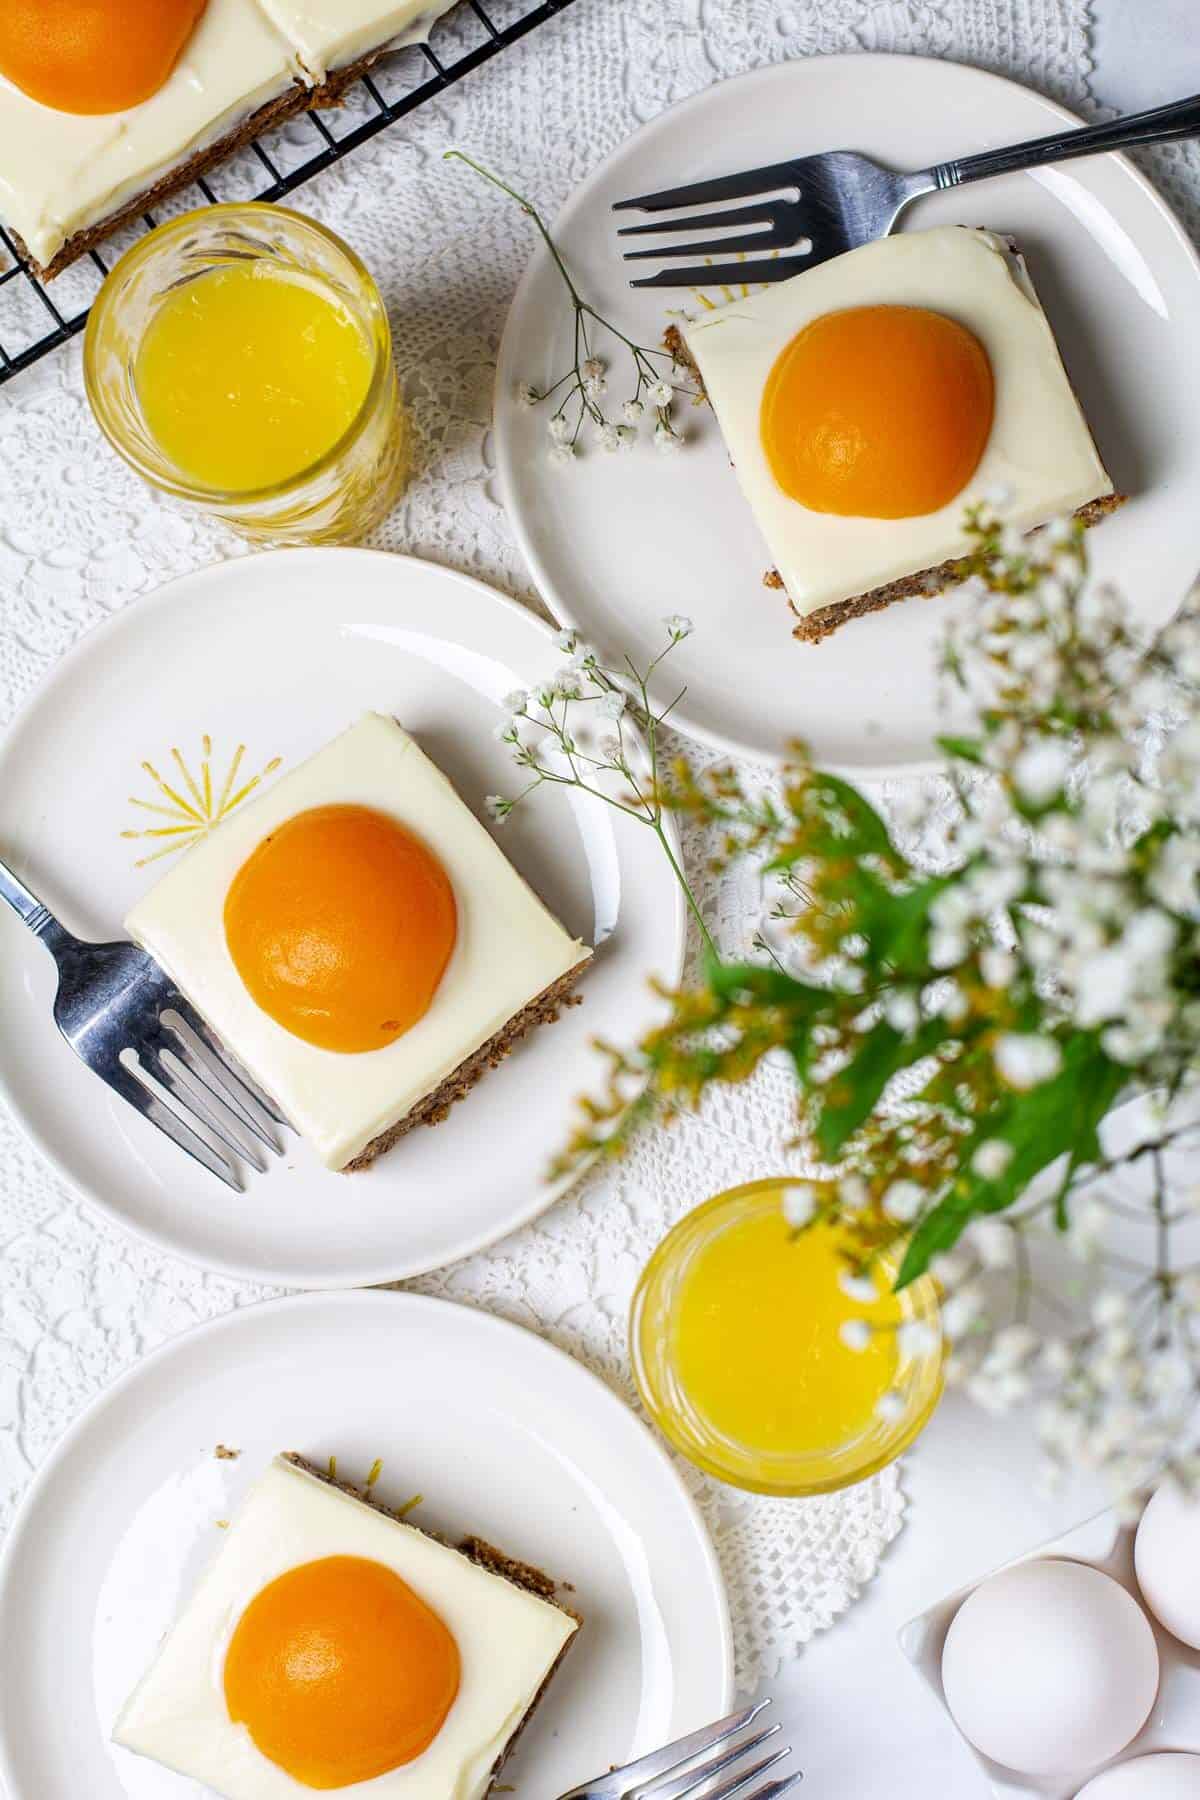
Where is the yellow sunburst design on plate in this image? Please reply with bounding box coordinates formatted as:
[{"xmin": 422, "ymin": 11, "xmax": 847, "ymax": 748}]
[{"xmin": 122, "ymin": 736, "xmax": 282, "ymax": 867}]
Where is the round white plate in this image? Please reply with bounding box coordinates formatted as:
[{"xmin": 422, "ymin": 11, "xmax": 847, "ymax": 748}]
[
  {"xmin": 0, "ymin": 551, "xmax": 685, "ymax": 1287},
  {"xmin": 0, "ymin": 1290, "xmax": 732, "ymax": 1800},
  {"xmin": 495, "ymin": 54, "xmax": 1200, "ymax": 774}
]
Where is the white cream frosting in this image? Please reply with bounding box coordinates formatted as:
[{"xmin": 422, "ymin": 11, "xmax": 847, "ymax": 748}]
[{"xmin": 254, "ymin": 1, "xmax": 461, "ymax": 81}]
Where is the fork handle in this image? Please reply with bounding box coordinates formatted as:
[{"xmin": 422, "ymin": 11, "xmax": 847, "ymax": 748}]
[
  {"xmin": 0, "ymin": 857, "xmax": 72, "ymax": 954},
  {"xmin": 932, "ymin": 93, "xmax": 1200, "ymax": 190}
]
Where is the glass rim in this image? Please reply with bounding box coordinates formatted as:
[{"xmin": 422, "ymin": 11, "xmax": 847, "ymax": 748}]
[
  {"xmin": 630, "ymin": 1177, "xmax": 945, "ymax": 1498},
  {"xmin": 82, "ymin": 202, "xmax": 393, "ymax": 508}
]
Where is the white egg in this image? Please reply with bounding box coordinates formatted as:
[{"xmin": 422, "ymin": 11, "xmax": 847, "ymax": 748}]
[
  {"xmin": 1075, "ymin": 1753, "xmax": 1200, "ymax": 1799},
  {"xmin": 940, "ymin": 1558, "xmax": 1160, "ymax": 1776},
  {"xmin": 1135, "ymin": 1483, "xmax": 1200, "ymax": 1650}
]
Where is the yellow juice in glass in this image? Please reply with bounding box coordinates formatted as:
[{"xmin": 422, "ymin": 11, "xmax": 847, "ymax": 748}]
[
  {"xmin": 85, "ymin": 204, "xmax": 408, "ymax": 545},
  {"xmin": 134, "ymin": 262, "xmax": 375, "ymax": 493},
  {"xmin": 631, "ymin": 1180, "xmax": 942, "ymax": 1495}
]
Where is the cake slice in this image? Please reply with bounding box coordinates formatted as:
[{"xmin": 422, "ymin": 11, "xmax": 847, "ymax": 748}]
[
  {"xmin": 113, "ymin": 1452, "xmax": 580, "ymax": 1800},
  {"xmin": 674, "ymin": 226, "xmax": 1122, "ymax": 644},
  {"xmin": 0, "ymin": 0, "xmax": 461, "ymax": 279},
  {"xmin": 124, "ymin": 712, "xmax": 591, "ymax": 1172}
]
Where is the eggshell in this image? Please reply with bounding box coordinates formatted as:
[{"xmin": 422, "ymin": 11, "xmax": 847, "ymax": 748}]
[
  {"xmin": 940, "ymin": 1558, "xmax": 1160, "ymax": 1776},
  {"xmin": 1075, "ymin": 1753, "xmax": 1200, "ymax": 1799},
  {"xmin": 1135, "ymin": 1484, "xmax": 1200, "ymax": 1650}
]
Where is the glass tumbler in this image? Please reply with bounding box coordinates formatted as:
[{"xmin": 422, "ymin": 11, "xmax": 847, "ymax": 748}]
[{"xmin": 84, "ymin": 203, "xmax": 408, "ymax": 545}]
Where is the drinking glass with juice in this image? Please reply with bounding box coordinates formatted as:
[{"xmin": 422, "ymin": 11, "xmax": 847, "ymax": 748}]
[{"xmin": 85, "ymin": 203, "xmax": 408, "ymax": 544}]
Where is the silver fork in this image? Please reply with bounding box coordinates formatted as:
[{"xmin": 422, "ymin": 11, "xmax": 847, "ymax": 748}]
[
  {"xmin": 614, "ymin": 91, "xmax": 1200, "ymax": 286},
  {"xmin": 0, "ymin": 857, "xmax": 287, "ymax": 1192},
  {"xmin": 557, "ymin": 1700, "xmax": 800, "ymax": 1800}
]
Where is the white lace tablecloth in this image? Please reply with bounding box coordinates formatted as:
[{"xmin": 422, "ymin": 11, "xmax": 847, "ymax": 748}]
[{"xmin": 1, "ymin": 0, "xmax": 1197, "ymax": 1702}]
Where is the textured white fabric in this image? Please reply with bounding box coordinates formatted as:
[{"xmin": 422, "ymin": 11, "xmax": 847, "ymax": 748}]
[{"xmin": 2, "ymin": 0, "xmax": 1193, "ymax": 1703}]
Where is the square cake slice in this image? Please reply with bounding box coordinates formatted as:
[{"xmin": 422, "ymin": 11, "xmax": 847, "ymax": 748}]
[
  {"xmin": 678, "ymin": 226, "xmax": 1120, "ymax": 643},
  {"xmin": 0, "ymin": 0, "xmax": 306, "ymax": 278},
  {"xmin": 113, "ymin": 1452, "xmax": 580, "ymax": 1800},
  {"xmin": 124, "ymin": 712, "xmax": 591, "ymax": 1171}
]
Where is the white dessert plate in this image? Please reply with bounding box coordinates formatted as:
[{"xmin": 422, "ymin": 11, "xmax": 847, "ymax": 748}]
[
  {"xmin": 899, "ymin": 1505, "xmax": 1200, "ymax": 1798},
  {"xmin": 0, "ymin": 1290, "xmax": 733, "ymax": 1800},
  {"xmin": 495, "ymin": 53, "xmax": 1200, "ymax": 774},
  {"xmin": 0, "ymin": 550, "xmax": 685, "ymax": 1287}
]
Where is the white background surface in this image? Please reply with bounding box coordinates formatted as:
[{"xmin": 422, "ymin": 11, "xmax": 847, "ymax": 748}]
[{"xmin": 0, "ymin": 2, "xmax": 1198, "ymax": 1797}]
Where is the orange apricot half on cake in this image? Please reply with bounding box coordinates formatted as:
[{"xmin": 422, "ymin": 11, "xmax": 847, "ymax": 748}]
[{"xmin": 0, "ymin": 0, "xmax": 209, "ymax": 116}]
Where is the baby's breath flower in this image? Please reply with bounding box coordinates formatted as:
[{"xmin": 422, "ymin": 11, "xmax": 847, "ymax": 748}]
[
  {"xmin": 782, "ymin": 1182, "xmax": 818, "ymax": 1227},
  {"xmin": 839, "ymin": 1319, "xmax": 872, "ymax": 1352},
  {"xmin": 484, "ymin": 794, "xmax": 511, "ymax": 823},
  {"xmin": 548, "ymin": 414, "xmax": 573, "ymax": 445},
  {"xmin": 517, "ymin": 381, "xmax": 540, "ymax": 407},
  {"xmin": 971, "ymin": 1141, "xmax": 1014, "ymax": 1183},
  {"xmin": 876, "ymin": 1390, "xmax": 906, "ymax": 1424},
  {"xmin": 664, "ymin": 613, "xmax": 693, "ymax": 640},
  {"xmin": 648, "ymin": 379, "xmax": 674, "ymax": 407},
  {"xmin": 654, "ymin": 420, "xmax": 681, "ymax": 453},
  {"xmin": 549, "ymin": 440, "xmax": 576, "ymax": 466},
  {"xmin": 838, "ymin": 1269, "xmax": 878, "ymax": 1304},
  {"xmin": 898, "ymin": 1320, "xmax": 939, "ymax": 1357},
  {"xmin": 994, "ymin": 1033, "xmax": 1063, "ymax": 1091},
  {"xmin": 597, "ymin": 423, "xmax": 621, "ymax": 453},
  {"xmin": 599, "ymin": 690, "xmax": 627, "ymax": 721},
  {"xmin": 882, "ymin": 1179, "xmax": 924, "ymax": 1223},
  {"xmin": 623, "ymin": 399, "xmax": 644, "ymax": 424}
]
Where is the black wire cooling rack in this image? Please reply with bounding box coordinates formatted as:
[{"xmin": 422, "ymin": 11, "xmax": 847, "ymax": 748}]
[{"xmin": 0, "ymin": 0, "xmax": 576, "ymax": 387}]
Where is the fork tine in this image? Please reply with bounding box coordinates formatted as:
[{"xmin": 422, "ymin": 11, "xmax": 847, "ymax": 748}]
[
  {"xmin": 160, "ymin": 1022, "xmax": 280, "ymax": 1154},
  {"xmin": 582, "ymin": 1703, "xmax": 771, "ymax": 1798},
  {"xmin": 747, "ymin": 1773, "xmax": 804, "ymax": 1800},
  {"xmin": 630, "ymin": 255, "xmax": 818, "ymax": 289},
  {"xmin": 624, "ymin": 224, "xmax": 802, "ymax": 261},
  {"xmin": 617, "ymin": 202, "xmax": 782, "ymax": 239},
  {"xmin": 641, "ymin": 1729, "xmax": 784, "ymax": 1800},
  {"xmin": 106, "ymin": 1062, "xmax": 241, "ymax": 1192},
  {"xmin": 613, "ymin": 162, "xmax": 799, "ymax": 213},
  {"xmin": 165, "ymin": 990, "xmax": 289, "ymax": 1127},
  {"xmin": 139, "ymin": 1046, "xmax": 267, "ymax": 1173}
]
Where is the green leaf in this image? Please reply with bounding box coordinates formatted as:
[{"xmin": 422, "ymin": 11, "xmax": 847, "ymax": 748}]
[
  {"xmin": 896, "ymin": 1032, "xmax": 1125, "ymax": 1285},
  {"xmin": 815, "ymin": 1017, "xmax": 948, "ymax": 1160},
  {"xmin": 935, "ymin": 733, "xmax": 986, "ymax": 766}
]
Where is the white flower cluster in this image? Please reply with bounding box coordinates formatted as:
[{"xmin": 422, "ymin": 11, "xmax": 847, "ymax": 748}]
[
  {"xmin": 523, "ymin": 347, "xmax": 691, "ymax": 466},
  {"xmin": 483, "ymin": 617, "xmax": 693, "ymax": 825}
]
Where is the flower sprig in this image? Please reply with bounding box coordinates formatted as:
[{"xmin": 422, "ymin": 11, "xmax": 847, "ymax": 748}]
[
  {"xmin": 484, "ymin": 617, "xmax": 714, "ymax": 956},
  {"xmin": 525, "ymin": 507, "xmax": 1200, "ymax": 1497},
  {"xmin": 446, "ymin": 150, "xmax": 699, "ymax": 459}
]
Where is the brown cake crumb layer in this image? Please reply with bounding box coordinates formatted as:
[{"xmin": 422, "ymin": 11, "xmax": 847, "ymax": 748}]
[
  {"xmin": 341, "ymin": 962, "xmax": 588, "ymax": 1173},
  {"xmin": 23, "ymin": 37, "xmax": 426, "ymax": 281},
  {"xmin": 281, "ymin": 1452, "xmax": 581, "ymax": 1795},
  {"xmin": 790, "ymin": 491, "xmax": 1128, "ymax": 643}
]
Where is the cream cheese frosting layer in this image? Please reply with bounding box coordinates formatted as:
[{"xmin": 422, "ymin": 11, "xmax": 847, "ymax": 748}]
[
  {"xmin": 0, "ymin": 0, "xmax": 303, "ymax": 269},
  {"xmin": 253, "ymin": 1, "xmax": 461, "ymax": 81},
  {"xmin": 124, "ymin": 713, "xmax": 591, "ymax": 1171}
]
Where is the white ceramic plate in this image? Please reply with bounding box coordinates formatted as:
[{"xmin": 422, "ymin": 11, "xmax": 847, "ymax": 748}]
[
  {"xmin": 0, "ymin": 1290, "xmax": 733, "ymax": 1800},
  {"xmin": 0, "ymin": 551, "xmax": 685, "ymax": 1287},
  {"xmin": 899, "ymin": 1506, "xmax": 1200, "ymax": 1798},
  {"xmin": 495, "ymin": 54, "xmax": 1200, "ymax": 774}
]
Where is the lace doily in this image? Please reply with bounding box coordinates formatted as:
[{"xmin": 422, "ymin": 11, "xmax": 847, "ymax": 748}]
[{"xmin": 2, "ymin": 0, "xmax": 1194, "ymax": 1702}]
